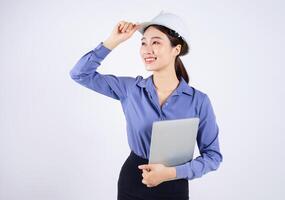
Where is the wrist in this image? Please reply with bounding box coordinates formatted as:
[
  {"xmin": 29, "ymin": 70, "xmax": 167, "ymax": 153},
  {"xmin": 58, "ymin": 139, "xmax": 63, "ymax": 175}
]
[
  {"xmin": 165, "ymin": 167, "xmax": 177, "ymax": 181},
  {"xmin": 103, "ymin": 38, "xmax": 120, "ymax": 50}
]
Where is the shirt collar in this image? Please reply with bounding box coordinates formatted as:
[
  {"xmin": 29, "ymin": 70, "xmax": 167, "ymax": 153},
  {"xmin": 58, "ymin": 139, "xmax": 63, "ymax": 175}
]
[{"xmin": 136, "ymin": 74, "xmax": 193, "ymax": 96}]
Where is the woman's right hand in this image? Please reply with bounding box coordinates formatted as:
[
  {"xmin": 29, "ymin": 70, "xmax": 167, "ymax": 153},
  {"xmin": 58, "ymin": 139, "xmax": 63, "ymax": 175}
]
[{"xmin": 103, "ymin": 21, "xmax": 142, "ymax": 50}]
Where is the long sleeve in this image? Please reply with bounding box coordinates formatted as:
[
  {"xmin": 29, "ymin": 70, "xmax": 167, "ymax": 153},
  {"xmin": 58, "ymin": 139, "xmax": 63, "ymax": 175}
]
[
  {"xmin": 175, "ymin": 94, "xmax": 223, "ymax": 180},
  {"xmin": 69, "ymin": 42, "xmax": 136, "ymax": 101}
]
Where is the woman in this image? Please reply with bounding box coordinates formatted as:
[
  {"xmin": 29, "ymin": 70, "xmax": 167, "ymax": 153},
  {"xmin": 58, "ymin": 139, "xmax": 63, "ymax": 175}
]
[{"xmin": 70, "ymin": 11, "xmax": 223, "ymax": 200}]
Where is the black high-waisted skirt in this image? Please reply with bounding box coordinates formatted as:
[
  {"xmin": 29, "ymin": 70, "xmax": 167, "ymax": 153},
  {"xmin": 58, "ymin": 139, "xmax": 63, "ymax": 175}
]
[{"xmin": 117, "ymin": 151, "xmax": 189, "ymax": 200}]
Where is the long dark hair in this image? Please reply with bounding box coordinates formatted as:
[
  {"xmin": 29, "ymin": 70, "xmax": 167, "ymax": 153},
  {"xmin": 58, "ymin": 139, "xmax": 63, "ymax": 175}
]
[{"xmin": 143, "ymin": 24, "xmax": 190, "ymax": 83}]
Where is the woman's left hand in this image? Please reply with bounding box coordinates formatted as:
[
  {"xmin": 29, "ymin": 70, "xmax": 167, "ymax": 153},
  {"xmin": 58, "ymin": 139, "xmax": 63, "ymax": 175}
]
[{"xmin": 138, "ymin": 164, "xmax": 175, "ymax": 187}]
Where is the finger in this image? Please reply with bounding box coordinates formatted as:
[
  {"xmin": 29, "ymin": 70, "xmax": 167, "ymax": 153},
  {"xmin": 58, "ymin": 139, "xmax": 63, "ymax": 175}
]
[
  {"xmin": 140, "ymin": 165, "xmax": 150, "ymax": 171},
  {"xmin": 129, "ymin": 23, "xmax": 140, "ymax": 33},
  {"xmin": 135, "ymin": 24, "xmax": 142, "ymax": 30},
  {"xmin": 140, "ymin": 164, "xmax": 151, "ymax": 169},
  {"xmin": 126, "ymin": 23, "xmax": 134, "ymax": 32},
  {"xmin": 118, "ymin": 21, "xmax": 126, "ymax": 31},
  {"xmin": 118, "ymin": 21, "xmax": 124, "ymax": 31},
  {"xmin": 133, "ymin": 24, "xmax": 141, "ymax": 31},
  {"xmin": 142, "ymin": 179, "xmax": 147, "ymax": 184},
  {"xmin": 118, "ymin": 24, "xmax": 123, "ymax": 32},
  {"xmin": 138, "ymin": 165, "xmax": 146, "ymax": 169},
  {"xmin": 142, "ymin": 169, "xmax": 148, "ymax": 177},
  {"xmin": 121, "ymin": 23, "xmax": 129, "ymax": 32},
  {"xmin": 121, "ymin": 22, "xmax": 131, "ymax": 32}
]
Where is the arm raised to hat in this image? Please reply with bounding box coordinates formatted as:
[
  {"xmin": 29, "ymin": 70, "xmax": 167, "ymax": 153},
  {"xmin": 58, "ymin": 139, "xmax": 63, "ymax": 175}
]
[{"xmin": 69, "ymin": 21, "xmax": 141, "ymax": 101}]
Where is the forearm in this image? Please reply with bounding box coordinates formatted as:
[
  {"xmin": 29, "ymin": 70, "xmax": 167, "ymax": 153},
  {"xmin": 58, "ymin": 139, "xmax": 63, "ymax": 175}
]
[
  {"xmin": 69, "ymin": 42, "xmax": 111, "ymax": 79},
  {"xmin": 164, "ymin": 167, "xmax": 177, "ymax": 181},
  {"xmin": 175, "ymin": 150, "xmax": 223, "ymax": 180},
  {"xmin": 69, "ymin": 41, "xmax": 129, "ymax": 100}
]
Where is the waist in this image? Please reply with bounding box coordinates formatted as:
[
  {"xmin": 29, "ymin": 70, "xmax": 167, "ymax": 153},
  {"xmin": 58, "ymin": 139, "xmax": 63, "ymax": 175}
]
[{"xmin": 129, "ymin": 150, "xmax": 149, "ymax": 163}]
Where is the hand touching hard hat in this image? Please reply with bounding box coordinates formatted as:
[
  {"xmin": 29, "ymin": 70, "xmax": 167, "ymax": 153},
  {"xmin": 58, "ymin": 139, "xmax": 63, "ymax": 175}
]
[{"xmin": 103, "ymin": 21, "xmax": 141, "ymax": 50}]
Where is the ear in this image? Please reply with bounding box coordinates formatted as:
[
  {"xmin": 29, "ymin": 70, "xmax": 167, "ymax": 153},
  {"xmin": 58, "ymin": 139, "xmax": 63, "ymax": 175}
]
[{"xmin": 175, "ymin": 44, "xmax": 182, "ymax": 56}]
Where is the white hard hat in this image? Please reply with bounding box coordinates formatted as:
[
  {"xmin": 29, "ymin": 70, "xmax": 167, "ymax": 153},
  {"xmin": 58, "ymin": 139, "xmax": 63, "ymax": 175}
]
[{"xmin": 137, "ymin": 10, "xmax": 191, "ymax": 52}]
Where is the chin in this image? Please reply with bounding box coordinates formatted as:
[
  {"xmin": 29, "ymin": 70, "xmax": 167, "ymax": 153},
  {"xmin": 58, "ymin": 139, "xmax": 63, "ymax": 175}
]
[{"xmin": 145, "ymin": 65, "xmax": 159, "ymax": 71}]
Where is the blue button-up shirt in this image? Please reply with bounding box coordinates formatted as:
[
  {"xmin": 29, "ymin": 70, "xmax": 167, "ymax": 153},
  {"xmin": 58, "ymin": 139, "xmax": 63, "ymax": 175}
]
[{"xmin": 69, "ymin": 42, "xmax": 223, "ymax": 180}]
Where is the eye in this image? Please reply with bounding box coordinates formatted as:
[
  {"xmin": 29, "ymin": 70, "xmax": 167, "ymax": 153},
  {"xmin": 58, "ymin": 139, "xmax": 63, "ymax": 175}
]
[{"xmin": 141, "ymin": 41, "xmax": 160, "ymax": 46}]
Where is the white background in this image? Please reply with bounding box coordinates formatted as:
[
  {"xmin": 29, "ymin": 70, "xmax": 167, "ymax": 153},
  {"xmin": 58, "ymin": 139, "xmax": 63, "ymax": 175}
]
[{"xmin": 1, "ymin": 0, "xmax": 284, "ymax": 199}]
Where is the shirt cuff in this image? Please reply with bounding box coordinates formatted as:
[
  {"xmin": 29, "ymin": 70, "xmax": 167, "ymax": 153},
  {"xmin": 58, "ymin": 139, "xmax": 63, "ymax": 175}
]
[
  {"xmin": 92, "ymin": 42, "xmax": 112, "ymax": 58},
  {"xmin": 175, "ymin": 163, "xmax": 192, "ymax": 179}
]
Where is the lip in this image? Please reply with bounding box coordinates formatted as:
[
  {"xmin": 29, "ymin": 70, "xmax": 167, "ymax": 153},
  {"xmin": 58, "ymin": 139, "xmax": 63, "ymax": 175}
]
[{"xmin": 144, "ymin": 57, "xmax": 157, "ymax": 64}]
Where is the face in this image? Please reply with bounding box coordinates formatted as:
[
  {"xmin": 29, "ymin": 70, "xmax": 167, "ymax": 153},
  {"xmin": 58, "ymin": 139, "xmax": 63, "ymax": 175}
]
[{"xmin": 140, "ymin": 26, "xmax": 181, "ymax": 72}]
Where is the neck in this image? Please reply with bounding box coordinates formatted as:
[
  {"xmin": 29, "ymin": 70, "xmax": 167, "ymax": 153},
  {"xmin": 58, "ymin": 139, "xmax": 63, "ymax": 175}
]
[{"xmin": 152, "ymin": 66, "xmax": 179, "ymax": 92}]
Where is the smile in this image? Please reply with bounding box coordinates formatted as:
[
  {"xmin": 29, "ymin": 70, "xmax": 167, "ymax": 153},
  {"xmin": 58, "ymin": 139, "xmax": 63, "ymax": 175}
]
[{"xmin": 144, "ymin": 57, "xmax": 157, "ymax": 64}]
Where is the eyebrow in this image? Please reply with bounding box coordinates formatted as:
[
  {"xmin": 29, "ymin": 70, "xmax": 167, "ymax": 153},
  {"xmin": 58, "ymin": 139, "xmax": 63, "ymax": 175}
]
[{"xmin": 141, "ymin": 36, "xmax": 163, "ymax": 41}]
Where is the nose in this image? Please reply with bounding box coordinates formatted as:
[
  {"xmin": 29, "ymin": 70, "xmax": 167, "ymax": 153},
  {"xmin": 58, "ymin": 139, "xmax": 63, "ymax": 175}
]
[{"xmin": 142, "ymin": 44, "xmax": 154, "ymax": 55}]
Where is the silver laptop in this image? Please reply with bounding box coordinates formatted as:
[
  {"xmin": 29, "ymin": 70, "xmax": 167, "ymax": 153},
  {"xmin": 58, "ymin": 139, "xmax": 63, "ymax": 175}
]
[{"xmin": 148, "ymin": 117, "xmax": 200, "ymax": 168}]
